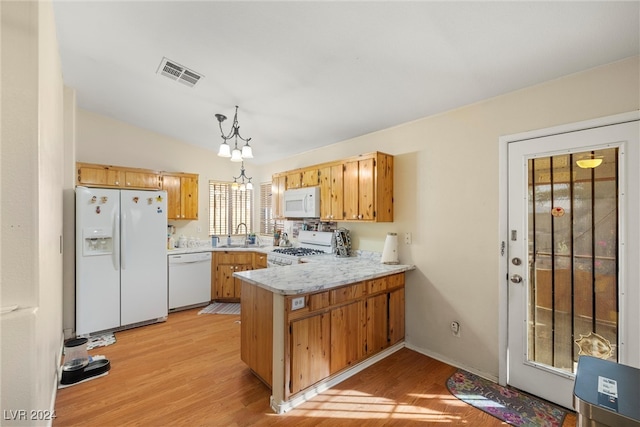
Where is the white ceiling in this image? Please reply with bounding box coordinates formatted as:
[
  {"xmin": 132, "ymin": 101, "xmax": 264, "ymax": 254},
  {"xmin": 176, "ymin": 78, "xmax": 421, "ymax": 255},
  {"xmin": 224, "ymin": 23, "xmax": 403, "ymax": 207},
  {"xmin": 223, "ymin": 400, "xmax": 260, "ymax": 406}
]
[{"xmin": 52, "ymin": 1, "xmax": 640, "ymax": 165}]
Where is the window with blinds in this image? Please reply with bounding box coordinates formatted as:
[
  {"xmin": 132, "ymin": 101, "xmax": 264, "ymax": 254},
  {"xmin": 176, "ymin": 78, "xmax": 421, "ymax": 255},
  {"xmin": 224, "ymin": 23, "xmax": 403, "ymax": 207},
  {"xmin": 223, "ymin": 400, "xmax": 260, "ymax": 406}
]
[
  {"xmin": 259, "ymin": 181, "xmax": 274, "ymax": 236},
  {"xmin": 209, "ymin": 181, "xmax": 253, "ymax": 236}
]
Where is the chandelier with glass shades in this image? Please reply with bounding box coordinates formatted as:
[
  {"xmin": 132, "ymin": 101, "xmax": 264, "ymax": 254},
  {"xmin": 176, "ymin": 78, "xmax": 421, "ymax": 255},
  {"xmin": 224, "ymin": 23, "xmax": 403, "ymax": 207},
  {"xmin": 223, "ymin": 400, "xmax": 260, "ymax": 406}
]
[
  {"xmin": 232, "ymin": 162, "xmax": 253, "ymax": 191},
  {"xmin": 215, "ymin": 105, "xmax": 253, "ymax": 162}
]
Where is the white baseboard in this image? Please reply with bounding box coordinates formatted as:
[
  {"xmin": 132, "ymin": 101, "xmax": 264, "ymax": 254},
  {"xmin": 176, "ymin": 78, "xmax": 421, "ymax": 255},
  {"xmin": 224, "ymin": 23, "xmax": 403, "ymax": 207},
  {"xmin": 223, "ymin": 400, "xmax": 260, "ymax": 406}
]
[
  {"xmin": 404, "ymin": 342, "xmax": 498, "ymax": 383},
  {"xmin": 270, "ymin": 341, "xmax": 406, "ymax": 414}
]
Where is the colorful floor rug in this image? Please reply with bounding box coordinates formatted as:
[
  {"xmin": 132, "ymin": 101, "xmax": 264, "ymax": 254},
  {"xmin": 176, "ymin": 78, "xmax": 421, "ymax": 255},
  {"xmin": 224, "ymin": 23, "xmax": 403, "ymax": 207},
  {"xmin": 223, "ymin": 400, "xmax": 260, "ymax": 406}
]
[
  {"xmin": 198, "ymin": 302, "xmax": 241, "ymax": 315},
  {"xmin": 446, "ymin": 369, "xmax": 568, "ymax": 426}
]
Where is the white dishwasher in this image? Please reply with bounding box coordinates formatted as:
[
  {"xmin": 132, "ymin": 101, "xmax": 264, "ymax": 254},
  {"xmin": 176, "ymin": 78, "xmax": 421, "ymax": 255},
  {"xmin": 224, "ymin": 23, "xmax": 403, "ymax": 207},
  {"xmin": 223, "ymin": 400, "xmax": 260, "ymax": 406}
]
[{"xmin": 168, "ymin": 252, "xmax": 212, "ymax": 311}]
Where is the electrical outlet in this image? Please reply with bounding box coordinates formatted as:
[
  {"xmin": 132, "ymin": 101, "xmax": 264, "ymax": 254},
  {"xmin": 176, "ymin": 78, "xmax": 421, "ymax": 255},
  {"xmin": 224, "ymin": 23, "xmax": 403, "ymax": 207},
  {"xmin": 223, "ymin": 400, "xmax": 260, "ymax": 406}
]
[
  {"xmin": 291, "ymin": 297, "xmax": 305, "ymax": 311},
  {"xmin": 451, "ymin": 321, "xmax": 461, "ymax": 337},
  {"xmin": 196, "ymin": 225, "xmax": 202, "ymax": 233},
  {"xmin": 405, "ymin": 232, "xmax": 412, "ymax": 245}
]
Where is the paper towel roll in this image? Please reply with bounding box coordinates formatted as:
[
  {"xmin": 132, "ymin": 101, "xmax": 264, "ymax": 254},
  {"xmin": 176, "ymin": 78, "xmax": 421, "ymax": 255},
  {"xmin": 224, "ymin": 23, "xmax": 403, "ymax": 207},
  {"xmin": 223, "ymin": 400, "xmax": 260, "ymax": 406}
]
[{"xmin": 381, "ymin": 232, "xmax": 399, "ymax": 264}]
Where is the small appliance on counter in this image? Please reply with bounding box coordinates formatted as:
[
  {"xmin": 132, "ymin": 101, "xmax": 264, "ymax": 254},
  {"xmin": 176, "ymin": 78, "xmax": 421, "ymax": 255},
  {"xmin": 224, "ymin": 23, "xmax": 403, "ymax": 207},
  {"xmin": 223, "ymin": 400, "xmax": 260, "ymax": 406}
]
[
  {"xmin": 60, "ymin": 337, "xmax": 110, "ymax": 386},
  {"xmin": 334, "ymin": 228, "xmax": 352, "ymax": 258},
  {"xmin": 279, "ymin": 233, "xmax": 292, "ymax": 247},
  {"xmin": 381, "ymin": 232, "xmax": 399, "ymax": 264}
]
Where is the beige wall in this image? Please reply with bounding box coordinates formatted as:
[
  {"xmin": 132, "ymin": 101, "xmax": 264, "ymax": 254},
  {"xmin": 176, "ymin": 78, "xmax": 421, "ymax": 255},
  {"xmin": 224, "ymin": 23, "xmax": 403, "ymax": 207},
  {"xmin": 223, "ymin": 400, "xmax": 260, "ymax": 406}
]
[
  {"xmin": 75, "ymin": 109, "xmax": 270, "ymax": 241},
  {"xmin": 74, "ymin": 57, "xmax": 639, "ymax": 380},
  {"xmin": 261, "ymin": 56, "xmax": 640, "ymax": 378},
  {"xmin": 1, "ymin": 0, "xmax": 66, "ymax": 422}
]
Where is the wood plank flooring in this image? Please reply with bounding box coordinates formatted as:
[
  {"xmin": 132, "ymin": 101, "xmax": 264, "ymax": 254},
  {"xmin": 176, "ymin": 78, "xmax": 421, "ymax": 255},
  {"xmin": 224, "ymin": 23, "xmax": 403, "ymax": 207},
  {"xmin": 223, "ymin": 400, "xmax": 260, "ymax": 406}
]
[{"xmin": 54, "ymin": 307, "xmax": 576, "ymax": 426}]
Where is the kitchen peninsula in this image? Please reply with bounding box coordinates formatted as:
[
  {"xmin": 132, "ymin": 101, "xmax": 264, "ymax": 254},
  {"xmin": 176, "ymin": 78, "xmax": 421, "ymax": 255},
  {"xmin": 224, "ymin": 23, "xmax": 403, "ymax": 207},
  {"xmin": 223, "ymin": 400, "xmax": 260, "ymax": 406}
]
[{"xmin": 234, "ymin": 256, "xmax": 415, "ymax": 413}]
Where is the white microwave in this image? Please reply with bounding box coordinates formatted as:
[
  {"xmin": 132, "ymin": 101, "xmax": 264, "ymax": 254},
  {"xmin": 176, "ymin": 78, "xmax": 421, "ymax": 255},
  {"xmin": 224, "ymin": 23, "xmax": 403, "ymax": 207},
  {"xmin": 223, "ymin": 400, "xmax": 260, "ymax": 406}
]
[{"xmin": 283, "ymin": 187, "xmax": 321, "ymax": 218}]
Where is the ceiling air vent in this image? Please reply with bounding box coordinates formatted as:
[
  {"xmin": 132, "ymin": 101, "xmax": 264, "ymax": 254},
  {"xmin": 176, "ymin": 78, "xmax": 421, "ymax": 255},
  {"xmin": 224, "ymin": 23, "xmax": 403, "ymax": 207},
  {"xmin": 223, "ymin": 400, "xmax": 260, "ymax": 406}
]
[{"xmin": 157, "ymin": 57, "xmax": 203, "ymax": 88}]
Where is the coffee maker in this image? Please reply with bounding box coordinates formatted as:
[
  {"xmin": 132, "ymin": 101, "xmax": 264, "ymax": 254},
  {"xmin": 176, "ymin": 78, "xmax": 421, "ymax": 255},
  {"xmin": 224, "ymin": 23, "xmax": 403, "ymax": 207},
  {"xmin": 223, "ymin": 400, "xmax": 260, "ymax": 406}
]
[{"xmin": 334, "ymin": 228, "xmax": 352, "ymax": 258}]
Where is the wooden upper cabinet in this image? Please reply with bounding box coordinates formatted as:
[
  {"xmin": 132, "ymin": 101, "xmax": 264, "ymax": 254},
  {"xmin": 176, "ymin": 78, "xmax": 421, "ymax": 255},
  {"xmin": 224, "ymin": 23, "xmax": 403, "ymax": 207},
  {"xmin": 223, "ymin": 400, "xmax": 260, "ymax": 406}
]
[
  {"xmin": 301, "ymin": 168, "xmax": 319, "ymax": 187},
  {"xmin": 276, "ymin": 152, "xmax": 393, "ymax": 223},
  {"xmin": 163, "ymin": 175, "xmax": 182, "ymax": 219},
  {"xmin": 180, "ymin": 175, "xmax": 198, "ymax": 220},
  {"xmin": 272, "ymin": 174, "xmax": 286, "ymax": 219},
  {"xmin": 162, "ymin": 173, "xmax": 198, "ymax": 220},
  {"xmin": 343, "ymin": 152, "xmax": 393, "ymax": 222},
  {"xmin": 319, "ymin": 163, "xmax": 344, "ymax": 221},
  {"xmin": 286, "ymin": 172, "xmax": 302, "ymax": 189},
  {"xmin": 77, "ymin": 163, "xmax": 123, "ymax": 187},
  {"xmin": 124, "ymin": 170, "xmax": 161, "ymax": 189}
]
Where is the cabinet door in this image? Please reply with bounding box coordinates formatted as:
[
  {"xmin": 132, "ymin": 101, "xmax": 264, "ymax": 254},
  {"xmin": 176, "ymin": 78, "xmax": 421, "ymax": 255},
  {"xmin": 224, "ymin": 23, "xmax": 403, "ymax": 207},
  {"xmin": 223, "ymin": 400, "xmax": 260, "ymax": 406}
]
[
  {"xmin": 217, "ymin": 264, "xmax": 236, "ymax": 298},
  {"xmin": 330, "ymin": 163, "xmax": 344, "ymax": 221},
  {"xmin": 233, "ymin": 264, "xmax": 252, "ymax": 298},
  {"xmin": 163, "ymin": 175, "xmax": 182, "ymax": 220},
  {"xmin": 319, "ymin": 165, "xmax": 332, "ymax": 220},
  {"xmin": 272, "ymin": 175, "xmax": 286, "ymax": 219},
  {"xmin": 388, "ymin": 288, "xmax": 405, "ymax": 346},
  {"xmin": 77, "ymin": 164, "xmax": 122, "ymax": 187},
  {"xmin": 124, "ymin": 170, "xmax": 161, "ymax": 189},
  {"xmin": 320, "ymin": 164, "xmax": 344, "ymax": 221},
  {"xmin": 343, "ymin": 160, "xmax": 360, "ymax": 220},
  {"xmin": 253, "ymin": 252, "xmax": 267, "ymax": 269},
  {"xmin": 286, "ymin": 172, "xmax": 302, "ymax": 189},
  {"xmin": 180, "ymin": 176, "xmax": 198, "ymax": 220},
  {"xmin": 301, "ymin": 168, "xmax": 319, "ymax": 187},
  {"xmin": 330, "ymin": 300, "xmax": 365, "ymax": 374},
  {"xmin": 366, "ymin": 293, "xmax": 388, "ymax": 355},
  {"xmin": 290, "ymin": 313, "xmax": 330, "ymax": 394},
  {"xmin": 357, "ymin": 158, "xmax": 375, "ymax": 220}
]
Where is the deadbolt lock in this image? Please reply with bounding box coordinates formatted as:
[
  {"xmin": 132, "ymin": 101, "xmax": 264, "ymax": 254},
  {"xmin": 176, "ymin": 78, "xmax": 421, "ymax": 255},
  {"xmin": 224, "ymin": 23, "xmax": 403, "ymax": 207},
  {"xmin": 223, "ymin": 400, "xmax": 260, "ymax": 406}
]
[{"xmin": 512, "ymin": 257, "xmax": 522, "ymax": 266}]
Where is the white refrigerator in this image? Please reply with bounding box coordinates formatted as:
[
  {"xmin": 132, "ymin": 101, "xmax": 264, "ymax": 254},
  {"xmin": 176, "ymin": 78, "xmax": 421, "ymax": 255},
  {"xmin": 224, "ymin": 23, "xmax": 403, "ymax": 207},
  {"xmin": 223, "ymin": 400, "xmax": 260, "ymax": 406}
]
[{"xmin": 75, "ymin": 186, "xmax": 168, "ymax": 335}]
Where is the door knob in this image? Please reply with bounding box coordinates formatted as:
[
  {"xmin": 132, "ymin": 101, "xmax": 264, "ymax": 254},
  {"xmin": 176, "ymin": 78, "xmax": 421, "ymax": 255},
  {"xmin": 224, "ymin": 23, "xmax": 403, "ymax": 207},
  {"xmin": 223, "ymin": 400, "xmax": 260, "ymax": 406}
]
[{"xmin": 510, "ymin": 274, "xmax": 523, "ymax": 284}]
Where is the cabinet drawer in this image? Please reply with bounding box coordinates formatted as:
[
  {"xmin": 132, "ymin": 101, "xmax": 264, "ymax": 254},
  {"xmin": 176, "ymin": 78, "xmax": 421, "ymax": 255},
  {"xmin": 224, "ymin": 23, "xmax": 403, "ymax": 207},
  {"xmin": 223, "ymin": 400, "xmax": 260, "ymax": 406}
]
[
  {"xmin": 367, "ymin": 277, "xmax": 387, "ymax": 294},
  {"xmin": 330, "ymin": 283, "xmax": 365, "ymax": 305},
  {"xmin": 217, "ymin": 252, "xmax": 253, "ymax": 264},
  {"xmin": 387, "ymin": 273, "xmax": 405, "ymax": 290},
  {"xmin": 308, "ymin": 291, "xmax": 330, "ymax": 311}
]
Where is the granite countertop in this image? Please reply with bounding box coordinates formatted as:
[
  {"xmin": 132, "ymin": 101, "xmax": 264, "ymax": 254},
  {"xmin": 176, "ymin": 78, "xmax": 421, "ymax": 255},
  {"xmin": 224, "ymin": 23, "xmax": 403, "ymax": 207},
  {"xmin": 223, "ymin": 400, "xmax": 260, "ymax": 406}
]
[
  {"xmin": 234, "ymin": 255, "xmax": 415, "ymax": 295},
  {"xmin": 167, "ymin": 245, "xmax": 274, "ymax": 255}
]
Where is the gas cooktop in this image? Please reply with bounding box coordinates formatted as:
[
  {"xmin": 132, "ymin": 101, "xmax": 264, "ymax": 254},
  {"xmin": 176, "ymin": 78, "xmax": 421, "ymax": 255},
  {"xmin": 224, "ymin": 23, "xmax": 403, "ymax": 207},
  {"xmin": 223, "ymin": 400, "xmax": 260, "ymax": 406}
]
[{"xmin": 272, "ymin": 247, "xmax": 327, "ymax": 257}]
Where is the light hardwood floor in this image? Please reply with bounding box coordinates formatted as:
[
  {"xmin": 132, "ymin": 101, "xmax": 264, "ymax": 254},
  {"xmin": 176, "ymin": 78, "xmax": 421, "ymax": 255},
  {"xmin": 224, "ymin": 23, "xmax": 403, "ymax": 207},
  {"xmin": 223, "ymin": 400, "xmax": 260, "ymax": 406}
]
[{"xmin": 54, "ymin": 307, "xmax": 576, "ymax": 426}]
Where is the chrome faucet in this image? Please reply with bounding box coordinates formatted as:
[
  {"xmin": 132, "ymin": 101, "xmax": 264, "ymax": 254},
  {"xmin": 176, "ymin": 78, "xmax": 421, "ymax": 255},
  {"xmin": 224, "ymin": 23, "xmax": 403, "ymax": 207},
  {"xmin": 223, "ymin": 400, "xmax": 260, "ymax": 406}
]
[{"xmin": 236, "ymin": 223, "xmax": 248, "ymax": 247}]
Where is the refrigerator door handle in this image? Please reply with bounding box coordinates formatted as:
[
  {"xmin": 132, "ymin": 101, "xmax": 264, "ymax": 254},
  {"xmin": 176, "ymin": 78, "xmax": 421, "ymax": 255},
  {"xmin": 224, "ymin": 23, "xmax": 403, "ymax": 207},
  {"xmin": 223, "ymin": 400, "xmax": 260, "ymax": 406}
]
[
  {"xmin": 113, "ymin": 211, "xmax": 120, "ymax": 271},
  {"xmin": 121, "ymin": 210, "xmax": 127, "ymax": 270}
]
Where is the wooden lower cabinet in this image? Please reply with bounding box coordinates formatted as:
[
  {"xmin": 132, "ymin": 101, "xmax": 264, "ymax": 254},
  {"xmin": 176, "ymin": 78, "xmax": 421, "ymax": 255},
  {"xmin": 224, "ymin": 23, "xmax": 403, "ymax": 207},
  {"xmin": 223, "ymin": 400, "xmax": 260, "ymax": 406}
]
[
  {"xmin": 240, "ymin": 282, "xmax": 273, "ymax": 386},
  {"xmin": 212, "ymin": 252, "xmax": 254, "ymax": 301},
  {"xmin": 365, "ymin": 293, "xmax": 388, "ymax": 355},
  {"xmin": 330, "ymin": 300, "xmax": 365, "ymax": 374},
  {"xmin": 389, "ymin": 287, "xmax": 405, "ymax": 346},
  {"xmin": 290, "ymin": 313, "xmax": 331, "ymax": 394},
  {"xmin": 240, "ymin": 272, "xmax": 406, "ymax": 403},
  {"xmin": 286, "ymin": 272, "xmax": 405, "ymax": 398}
]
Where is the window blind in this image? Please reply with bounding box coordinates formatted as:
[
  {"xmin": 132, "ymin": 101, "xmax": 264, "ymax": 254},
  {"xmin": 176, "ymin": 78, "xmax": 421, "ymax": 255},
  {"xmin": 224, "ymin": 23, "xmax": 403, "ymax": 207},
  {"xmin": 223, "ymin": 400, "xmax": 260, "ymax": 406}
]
[
  {"xmin": 259, "ymin": 181, "xmax": 274, "ymax": 236},
  {"xmin": 209, "ymin": 181, "xmax": 253, "ymax": 236}
]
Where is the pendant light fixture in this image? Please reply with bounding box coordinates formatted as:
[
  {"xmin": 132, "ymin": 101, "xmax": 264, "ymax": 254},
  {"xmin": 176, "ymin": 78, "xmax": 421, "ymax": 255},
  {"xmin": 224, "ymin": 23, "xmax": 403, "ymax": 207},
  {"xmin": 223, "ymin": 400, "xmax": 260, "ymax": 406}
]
[
  {"xmin": 215, "ymin": 106, "xmax": 253, "ymax": 162},
  {"xmin": 576, "ymin": 152, "xmax": 603, "ymax": 169},
  {"xmin": 231, "ymin": 162, "xmax": 253, "ymax": 191}
]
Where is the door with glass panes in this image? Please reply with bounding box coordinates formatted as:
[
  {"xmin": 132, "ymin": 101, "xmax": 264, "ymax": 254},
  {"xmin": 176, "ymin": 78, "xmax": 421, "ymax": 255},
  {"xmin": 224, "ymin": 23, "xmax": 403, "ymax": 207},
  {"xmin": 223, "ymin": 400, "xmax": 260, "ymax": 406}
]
[{"xmin": 507, "ymin": 120, "xmax": 639, "ymax": 409}]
